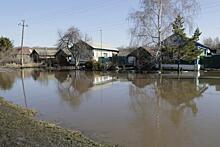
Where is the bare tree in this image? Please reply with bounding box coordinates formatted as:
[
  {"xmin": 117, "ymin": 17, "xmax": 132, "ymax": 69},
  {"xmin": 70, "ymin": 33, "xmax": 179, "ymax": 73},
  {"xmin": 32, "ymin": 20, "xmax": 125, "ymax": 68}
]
[
  {"xmin": 128, "ymin": 0, "xmax": 200, "ymax": 70},
  {"xmin": 57, "ymin": 26, "xmax": 93, "ymax": 68},
  {"xmin": 203, "ymin": 37, "xmax": 220, "ymax": 50}
]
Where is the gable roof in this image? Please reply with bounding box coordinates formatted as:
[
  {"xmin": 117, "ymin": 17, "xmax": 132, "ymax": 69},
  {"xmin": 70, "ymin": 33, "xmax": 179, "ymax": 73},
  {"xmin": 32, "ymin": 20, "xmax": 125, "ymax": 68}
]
[
  {"xmin": 14, "ymin": 47, "xmax": 33, "ymax": 55},
  {"xmin": 118, "ymin": 47, "xmax": 156, "ymax": 57},
  {"xmin": 32, "ymin": 48, "xmax": 57, "ymax": 56},
  {"xmin": 71, "ymin": 40, "xmax": 93, "ymax": 50},
  {"xmin": 89, "ymin": 43, "xmax": 119, "ymax": 52},
  {"xmin": 56, "ymin": 48, "xmax": 72, "ymax": 56},
  {"xmin": 118, "ymin": 48, "xmax": 136, "ymax": 56},
  {"xmin": 128, "ymin": 47, "xmax": 153, "ymax": 58},
  {"xmin": 195, "ymin": 42, "xmax": 211, "ymax": 50}
]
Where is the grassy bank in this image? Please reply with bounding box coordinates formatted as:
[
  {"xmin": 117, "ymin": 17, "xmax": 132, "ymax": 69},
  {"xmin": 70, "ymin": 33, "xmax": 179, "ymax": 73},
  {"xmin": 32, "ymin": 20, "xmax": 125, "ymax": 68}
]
[{"xmin": 0, "ymin": 97, "xmax": 114, "ymax": 147}]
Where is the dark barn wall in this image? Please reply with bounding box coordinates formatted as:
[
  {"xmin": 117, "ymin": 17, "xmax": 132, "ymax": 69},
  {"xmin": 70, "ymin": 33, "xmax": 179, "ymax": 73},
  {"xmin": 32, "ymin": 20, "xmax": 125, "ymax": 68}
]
[{"xmin": 203, "ymin": 55, "xmax": 220, "ymax": 69}]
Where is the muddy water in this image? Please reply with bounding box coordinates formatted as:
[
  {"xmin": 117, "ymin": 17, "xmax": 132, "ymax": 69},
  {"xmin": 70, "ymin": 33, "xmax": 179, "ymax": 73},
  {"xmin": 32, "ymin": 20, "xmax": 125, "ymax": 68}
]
[{"xmin": 1, "ymin": 69, "xmax": 220, "ymax": 147}]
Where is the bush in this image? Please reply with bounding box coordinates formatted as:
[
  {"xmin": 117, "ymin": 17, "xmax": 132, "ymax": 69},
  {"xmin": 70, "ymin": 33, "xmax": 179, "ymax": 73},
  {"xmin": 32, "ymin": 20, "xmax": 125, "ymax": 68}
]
[{"xmin": 85, "ymin": 60, "xmax": 103, "ymax": 71}]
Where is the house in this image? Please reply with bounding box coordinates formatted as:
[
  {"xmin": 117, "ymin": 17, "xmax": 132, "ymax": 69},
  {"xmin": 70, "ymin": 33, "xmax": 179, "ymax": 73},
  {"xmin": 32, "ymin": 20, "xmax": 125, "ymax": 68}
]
[
  {"xmin": 55, "ymin": 49, "xmax": 72, "ymax": 66},
  {"xmin": 12, "ymin": 47, "xmax": 33, "ymax": 64},
  {"xmin": 162, "ymin": 34, "xmax": 211, "ymax": 71},
  {"xmin": 70, "ymin": 41, "xmax": 94, "ymax": 64},
  {"xmin": 116, "ymin": 47, "xmax": 156, "ymax": 69},
  {"xmin": 90, "ymin": 43, "xmax": 119, "ymax": 62},
  {"xmin": 30, "ymin": 48, "xmax": 57, "ymax": 64},
  {"xmin": 116, "ymin": 48, "xmax": 136, "ymax": 66},
  {"xmin": 62, "ymin": 41, "xmax": 119, "ymax": 65}
]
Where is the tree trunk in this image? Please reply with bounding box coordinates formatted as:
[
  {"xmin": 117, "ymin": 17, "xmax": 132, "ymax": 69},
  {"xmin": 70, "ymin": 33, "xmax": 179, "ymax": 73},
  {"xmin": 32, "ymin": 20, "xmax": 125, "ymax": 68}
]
[
  {"xmin": 75, "ymin": 57, "xmax": 80, "ymax": 69},
  {"xmin": 158, "ymin": 0, "xmax": 163, "ymax": 73},
  {"xmin": 177, "ymin": 47, "xmax": 180, "ymax": 74}
]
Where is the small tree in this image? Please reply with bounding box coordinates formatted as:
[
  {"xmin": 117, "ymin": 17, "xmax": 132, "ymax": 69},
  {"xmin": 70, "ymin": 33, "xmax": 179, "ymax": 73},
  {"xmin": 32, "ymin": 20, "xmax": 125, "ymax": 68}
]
[
  {"xmin": 163, "ymin": 15, "xmax": 202, "ymax": 72},
  {"xmin": 57, "ymin": 26, "xmax": 92, "ymax": 68},
  {"xmin": 0, "ymin": 36, "xmax": 13, "ymax": 59}
]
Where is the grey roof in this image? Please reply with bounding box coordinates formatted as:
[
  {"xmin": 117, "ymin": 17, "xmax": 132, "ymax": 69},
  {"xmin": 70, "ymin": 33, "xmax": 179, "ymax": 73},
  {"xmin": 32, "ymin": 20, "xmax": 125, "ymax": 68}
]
[
  {"xmin": 33, "ymin": 48, "xmax": 57, "ymax": 56},
  {"xmin": 56, "ymin": 48, "xmax": 72, "ymax": 56},
  {"xmin": 118, "ymin": 48, "xmax": 136, "ymax": 56},
  {"xmin": 118, "ymin": 47, "xmax": 156, "ymax": 57},
  {"xmin": 62, "ymin": 48, "xmax": 72, "ymax": 56}
]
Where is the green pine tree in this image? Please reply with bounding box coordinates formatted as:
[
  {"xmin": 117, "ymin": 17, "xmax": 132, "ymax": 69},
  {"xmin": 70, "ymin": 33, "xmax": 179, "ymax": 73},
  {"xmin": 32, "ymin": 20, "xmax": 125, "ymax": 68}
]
[{"xmin": 163, "ymin": 15, "xmax": 202, "ymax": 72}]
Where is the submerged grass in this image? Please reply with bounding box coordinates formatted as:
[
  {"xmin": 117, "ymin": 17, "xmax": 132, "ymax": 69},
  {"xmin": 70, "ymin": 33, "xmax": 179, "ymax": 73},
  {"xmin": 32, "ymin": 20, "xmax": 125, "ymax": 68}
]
[{"xmin": 0, "ymin": 97, "xmax": 114, "ymax": 147}]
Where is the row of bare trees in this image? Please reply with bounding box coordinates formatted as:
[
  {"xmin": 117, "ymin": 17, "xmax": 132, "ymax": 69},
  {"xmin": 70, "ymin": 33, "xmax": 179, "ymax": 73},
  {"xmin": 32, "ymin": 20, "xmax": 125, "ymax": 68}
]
[{"xmin": 203, "ymin": 37, "xmax": 220, "ymax": 50}]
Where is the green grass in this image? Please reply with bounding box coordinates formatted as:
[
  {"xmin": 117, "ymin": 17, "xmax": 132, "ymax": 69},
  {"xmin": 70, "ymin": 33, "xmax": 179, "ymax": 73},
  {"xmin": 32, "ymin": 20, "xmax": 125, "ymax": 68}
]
[{"xmin": 0, "ymin": 97, "xmax": 115, "ymax": 147}]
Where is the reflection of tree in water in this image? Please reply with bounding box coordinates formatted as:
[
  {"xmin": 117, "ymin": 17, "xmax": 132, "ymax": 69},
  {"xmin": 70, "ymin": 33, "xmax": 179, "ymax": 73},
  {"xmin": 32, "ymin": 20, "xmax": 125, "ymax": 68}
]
[
  {"xmin": 56, "ymin": 71, "xmax": 94, "ymax": 108},
  {"xmin": 128, "ymin": 76, "xmax": 207, "ymax": 146},
  {"xmin": 0, "ymin": 72, "xmax": 16, "ymax": 90},
  {"xmin": 31, "ymin": 70, "xmax": 54, "ymax": 86},
  {"xmin": 128, "ymin": 74, "xmax": 156, "ymax": 115},
  {"xmin": 128, "ymin": 76, "xmax": 206, "ymax": 125},
  {"xmin": 156, "ymin": 78, "xmax": 208, "ymax": 126}
]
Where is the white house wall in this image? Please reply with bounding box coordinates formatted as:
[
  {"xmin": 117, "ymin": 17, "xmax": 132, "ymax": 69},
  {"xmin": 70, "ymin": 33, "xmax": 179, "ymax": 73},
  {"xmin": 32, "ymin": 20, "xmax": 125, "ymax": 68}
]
[{"xmin": 93, "ymin": 50, "xmax": 117, "ymax": 61}]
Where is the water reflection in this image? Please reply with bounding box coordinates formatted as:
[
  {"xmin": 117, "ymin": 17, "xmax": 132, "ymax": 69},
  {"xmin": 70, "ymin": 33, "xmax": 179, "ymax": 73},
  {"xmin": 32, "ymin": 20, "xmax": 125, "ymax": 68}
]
[
  {"xmin": 21, "ymin": 70, "xmax": 28, "ymax": 108},
  {"xmin": 126, "ymin": 75, "xmax": 211, "ymax": 147},
  {"xmin": 1, "ymin": 70, "xmax": 220, "ymax": 147},
  {"xmin": 0, "ymin": 72, "xmax": 16, "ymax": 90},
  {"xmin": 56, "ymin": 71, "xmax": 94, "ymax": 107}
]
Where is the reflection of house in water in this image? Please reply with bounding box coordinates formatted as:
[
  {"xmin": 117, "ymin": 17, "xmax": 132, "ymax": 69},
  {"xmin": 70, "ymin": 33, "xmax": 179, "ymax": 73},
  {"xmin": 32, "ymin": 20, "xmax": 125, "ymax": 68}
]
[
  {"xmin": 54, "ymin": 71, "xmax": 117, "ymax": 107},
  {"xmin": 93, "ymin": 75, "xmax": 115, "ymax": 85},
  {"xmin": 31, "ymin": 70, "xmax": 56, "ymax": 85}
]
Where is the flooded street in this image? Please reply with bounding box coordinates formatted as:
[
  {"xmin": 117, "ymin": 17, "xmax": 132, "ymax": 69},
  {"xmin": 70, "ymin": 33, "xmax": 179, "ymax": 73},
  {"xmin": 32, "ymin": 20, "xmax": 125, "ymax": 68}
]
[{"xmin": 1, "ymin": 69, "xmax": 220, "ymax": 147}]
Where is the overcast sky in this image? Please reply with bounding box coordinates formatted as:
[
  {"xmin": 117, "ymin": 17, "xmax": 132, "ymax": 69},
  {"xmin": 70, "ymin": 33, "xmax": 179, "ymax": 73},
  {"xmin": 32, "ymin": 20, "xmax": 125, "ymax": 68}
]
[{"xmin": 0, "ymin": 0, "xmax": 219, "ymax": 48}]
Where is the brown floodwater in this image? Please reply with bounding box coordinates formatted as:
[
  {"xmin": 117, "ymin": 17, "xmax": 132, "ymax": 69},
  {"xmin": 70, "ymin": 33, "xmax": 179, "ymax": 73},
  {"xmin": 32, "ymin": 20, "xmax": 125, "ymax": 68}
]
[{"xmin": 0, "ymin": 69, "xmax": 220, "ymax": 147}]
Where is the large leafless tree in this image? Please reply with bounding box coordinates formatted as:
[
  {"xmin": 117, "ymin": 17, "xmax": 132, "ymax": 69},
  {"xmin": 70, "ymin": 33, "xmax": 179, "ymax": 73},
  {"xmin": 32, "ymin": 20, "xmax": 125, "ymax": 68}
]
[
  {"xmin": 57, "ymin": 26, "xmax": 93, "ymax": 68},
  {"xmin": 129, "ymin": 0, "xmax": 200, "ymax": 69}
]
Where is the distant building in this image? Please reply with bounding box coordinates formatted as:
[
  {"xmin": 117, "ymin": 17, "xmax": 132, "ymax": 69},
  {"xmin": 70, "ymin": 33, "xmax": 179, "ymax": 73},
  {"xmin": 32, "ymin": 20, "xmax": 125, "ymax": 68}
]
[
  {"xmin": 66, "ymin": 41, "xmax": 119, "ymax": 64},
  {"xmin": 55, "ymin": 48, "xmax": 72, "ymax": 66},
  {"xmin": 13, "ymin": 47, "xmax": 33, "ymax": 64},
  {"xmin": 30, "ymin": 48, "xmax": 57, "ymax": 64},
  {"xmin": 117, "ymin": 48, "xmax": 136, "ymax": 66},
  {"xmin": 89, "ymin": 43, "xmax": 119, "ymax": 62},
  {"xmin": 117, "ymin": 47, "xmax": 156, "ymax": 69}
]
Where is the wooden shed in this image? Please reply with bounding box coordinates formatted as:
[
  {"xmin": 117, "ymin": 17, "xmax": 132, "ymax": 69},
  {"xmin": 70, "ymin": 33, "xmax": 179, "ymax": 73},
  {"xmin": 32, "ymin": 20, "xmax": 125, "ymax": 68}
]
[{"xmin": 55, "ymin": 49, "xmax": 72, "ymax": 66}]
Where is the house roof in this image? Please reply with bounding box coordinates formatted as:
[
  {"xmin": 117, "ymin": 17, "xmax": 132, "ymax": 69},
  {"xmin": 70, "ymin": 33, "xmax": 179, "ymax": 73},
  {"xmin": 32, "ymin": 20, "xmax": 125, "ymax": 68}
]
[
  {"xmin": 32, "ymin": 48, "xmax": 57, "ymax": 56},
  {"xmin": 140, "ymin": 47, "xmax": 157, "ymax": 57},
  {"xmin": 89, "ymin": 43, "xmax": 119, "ymax": 52},
  {"xmin": 195, "ymin": 42, "xmax": 211, "ymax": 50},
  {"xmin": 71, "ymin": 40, "xmax": 119, "ymax": 52},
  {"xmin": 14, "ymin": 47, "xmax": 33, "ymax": 55},
  {"xmin": 56, "ymin": 48, "xmax": 72, "ymax": 56},
  {"xmin": 62, "ymin": 48, "xmax": 72, "ymax": 56},
  {"xmin": 71, "ymin": 40, "xmax": 94, "ymax": 50},
  {"xmin": 118, "ymin": 48, "xmax": 136, "ymax": 56},
  {"xmin": 118, "ymin": 47, "xmax": 156, "ymax": 57},
  {"xmin": 93, "ymin": 48, "xmax": 119, "ymax": 52}
]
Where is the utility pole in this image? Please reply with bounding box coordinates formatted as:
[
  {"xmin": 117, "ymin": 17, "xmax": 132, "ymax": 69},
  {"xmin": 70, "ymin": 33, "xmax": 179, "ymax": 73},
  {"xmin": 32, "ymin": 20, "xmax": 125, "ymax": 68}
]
[
  {"xmin": 99, "ymin": 29, "xmax": 103, "ymax": 55},
  {"xmin": 18, "ymin": 20, "xmax": 28, "ymax": 67}
]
